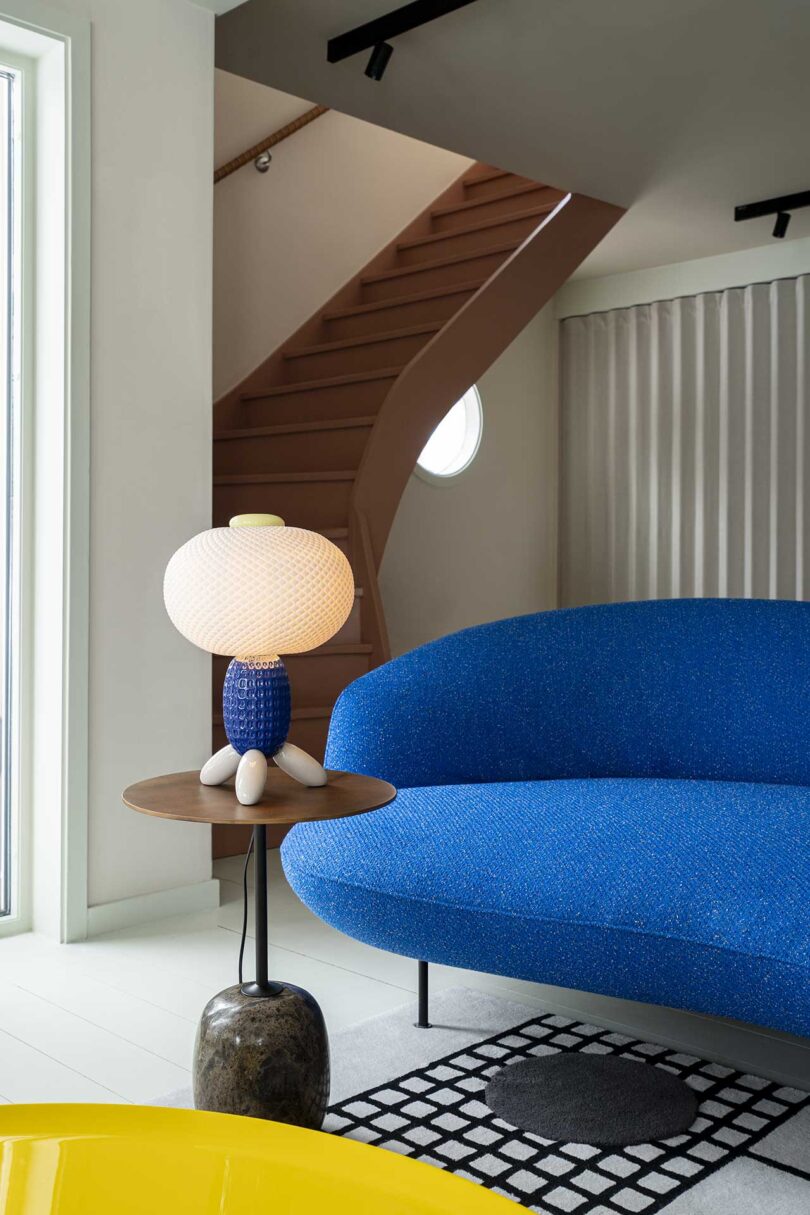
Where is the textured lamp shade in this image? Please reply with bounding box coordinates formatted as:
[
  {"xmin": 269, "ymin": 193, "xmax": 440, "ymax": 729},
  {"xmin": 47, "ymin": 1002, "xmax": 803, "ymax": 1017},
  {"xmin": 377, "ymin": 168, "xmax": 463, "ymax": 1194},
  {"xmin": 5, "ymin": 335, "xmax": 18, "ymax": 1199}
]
[{"xmin": 164, "ymin": 522, "xmax": 354, "ymax": 657}]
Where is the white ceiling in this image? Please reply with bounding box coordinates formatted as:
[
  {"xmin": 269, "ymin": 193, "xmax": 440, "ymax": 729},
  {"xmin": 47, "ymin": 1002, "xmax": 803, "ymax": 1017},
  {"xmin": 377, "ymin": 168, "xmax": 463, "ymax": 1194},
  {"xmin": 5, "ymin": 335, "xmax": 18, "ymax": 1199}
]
[{"xmin": 215, "ymin": 0, "xmax": 810, "ymax": 278}]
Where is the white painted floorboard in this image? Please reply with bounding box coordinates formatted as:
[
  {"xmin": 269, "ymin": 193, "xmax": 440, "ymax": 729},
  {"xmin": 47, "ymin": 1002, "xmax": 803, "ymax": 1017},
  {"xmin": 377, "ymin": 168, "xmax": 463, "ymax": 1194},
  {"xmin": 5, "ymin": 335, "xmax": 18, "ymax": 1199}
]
[
  {"xmin": 0, "ymin": 1022, "xmax": 128, "ymax": 1105},
  {"xmin": 0, "ymin": 854, "xmax": 422, "ymax": 1104},
  {"xmin": 0, "ymin": 849, "xmax": 807, "ymax": 1104}
]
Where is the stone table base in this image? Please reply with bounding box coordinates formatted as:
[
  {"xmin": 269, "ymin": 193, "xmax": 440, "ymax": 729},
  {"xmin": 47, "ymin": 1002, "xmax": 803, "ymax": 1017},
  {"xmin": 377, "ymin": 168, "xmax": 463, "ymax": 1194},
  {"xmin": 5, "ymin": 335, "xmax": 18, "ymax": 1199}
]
[{"xmin": 194, "ymin": 982, "xmax": 329, "ymax": 1128}]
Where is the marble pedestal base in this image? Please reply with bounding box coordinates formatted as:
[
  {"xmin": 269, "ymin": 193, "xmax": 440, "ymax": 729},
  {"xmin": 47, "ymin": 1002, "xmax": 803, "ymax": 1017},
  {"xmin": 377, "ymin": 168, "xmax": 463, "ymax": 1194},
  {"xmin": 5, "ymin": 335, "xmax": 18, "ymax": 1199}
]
[{"xmin": 193, "ymin": 982, "xmax": 329, "ymax": 1128}]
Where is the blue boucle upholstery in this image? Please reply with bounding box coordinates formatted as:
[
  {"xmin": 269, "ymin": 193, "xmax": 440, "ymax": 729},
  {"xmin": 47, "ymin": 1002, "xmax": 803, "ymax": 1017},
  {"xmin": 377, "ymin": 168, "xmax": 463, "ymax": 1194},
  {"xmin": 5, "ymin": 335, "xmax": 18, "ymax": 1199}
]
[
  {"xmin": 281, "ymin": 599, "xmax": 810, "ymax": 1037},
  {"xmin": 321, "ymin": 598, "xmax": 810, "ymax": 789}
]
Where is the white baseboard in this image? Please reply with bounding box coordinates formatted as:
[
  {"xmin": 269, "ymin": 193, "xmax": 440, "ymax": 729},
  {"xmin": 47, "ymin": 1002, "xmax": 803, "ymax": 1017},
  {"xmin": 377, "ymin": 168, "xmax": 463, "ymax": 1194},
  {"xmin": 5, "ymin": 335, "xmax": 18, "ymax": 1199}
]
[{"xmin": 86, "ymin": 878, "xmax": 221, "ymax": 936}]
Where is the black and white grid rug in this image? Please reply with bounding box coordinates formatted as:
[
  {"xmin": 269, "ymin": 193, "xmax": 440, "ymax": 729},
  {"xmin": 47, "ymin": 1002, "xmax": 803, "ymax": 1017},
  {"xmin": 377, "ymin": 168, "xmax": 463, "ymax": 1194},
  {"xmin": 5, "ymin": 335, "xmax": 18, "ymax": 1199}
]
[
  {"xmin": 323, "ymin": 989, "xmax": 810, "ymax": 1215},
  {"xmin": 156, "ymin": 987, "xmax": 810, "ymax": 1213}
]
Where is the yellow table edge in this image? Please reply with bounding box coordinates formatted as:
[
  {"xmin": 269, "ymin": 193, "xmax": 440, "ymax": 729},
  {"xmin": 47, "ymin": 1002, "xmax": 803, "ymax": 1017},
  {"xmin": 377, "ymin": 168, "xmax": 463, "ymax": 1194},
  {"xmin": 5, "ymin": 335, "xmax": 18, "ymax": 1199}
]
[{"xmin": 0, "ymin": 1105, "xmax": 516, "ymax": 1213}]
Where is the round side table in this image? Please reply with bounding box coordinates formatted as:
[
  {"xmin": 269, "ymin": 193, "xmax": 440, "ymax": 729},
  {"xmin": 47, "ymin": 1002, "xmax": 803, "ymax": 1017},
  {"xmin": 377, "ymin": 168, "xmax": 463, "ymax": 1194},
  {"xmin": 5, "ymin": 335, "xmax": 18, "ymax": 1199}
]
[{"xmin": 123, "ymin": 769, "xmax": 395, "ymax": 1129}]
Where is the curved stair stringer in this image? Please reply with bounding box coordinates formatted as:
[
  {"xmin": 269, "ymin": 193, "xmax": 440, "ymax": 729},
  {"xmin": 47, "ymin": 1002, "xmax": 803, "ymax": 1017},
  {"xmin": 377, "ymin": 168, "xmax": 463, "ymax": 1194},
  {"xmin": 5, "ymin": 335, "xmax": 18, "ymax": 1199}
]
[{"xmin": 350, "ymin": 191, "xmax": 625, "ymax": 622}]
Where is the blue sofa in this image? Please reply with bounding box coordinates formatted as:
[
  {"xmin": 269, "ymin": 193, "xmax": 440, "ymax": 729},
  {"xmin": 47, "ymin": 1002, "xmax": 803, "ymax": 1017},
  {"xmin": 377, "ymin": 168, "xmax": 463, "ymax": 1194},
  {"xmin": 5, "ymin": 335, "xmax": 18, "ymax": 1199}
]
[{"xmin": 281, "ymin": 599, "xmax": 810, "ymax": 1039}]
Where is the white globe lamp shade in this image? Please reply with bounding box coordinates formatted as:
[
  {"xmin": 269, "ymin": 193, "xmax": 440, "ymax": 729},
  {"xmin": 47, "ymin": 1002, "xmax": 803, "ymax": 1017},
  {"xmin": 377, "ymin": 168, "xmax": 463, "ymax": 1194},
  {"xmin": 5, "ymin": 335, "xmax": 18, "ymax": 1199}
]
[{"xmin": 164, "ymin": 515, "xmax": 355, "ymax": 658}]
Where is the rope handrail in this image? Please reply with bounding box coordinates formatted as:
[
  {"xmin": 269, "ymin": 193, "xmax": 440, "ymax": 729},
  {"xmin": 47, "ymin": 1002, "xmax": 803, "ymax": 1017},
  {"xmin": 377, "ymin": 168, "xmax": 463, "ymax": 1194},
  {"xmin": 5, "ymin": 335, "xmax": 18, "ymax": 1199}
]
[{"xmin": 214, "ymin": 104, "xmax": 329, "ymax": 185}]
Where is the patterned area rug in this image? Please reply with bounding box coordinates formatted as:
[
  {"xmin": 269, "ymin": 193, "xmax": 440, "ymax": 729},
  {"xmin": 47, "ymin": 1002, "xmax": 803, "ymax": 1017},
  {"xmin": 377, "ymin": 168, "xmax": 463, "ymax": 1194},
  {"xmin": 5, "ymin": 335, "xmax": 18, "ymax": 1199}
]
[
  {"xmin": 156, "ymin": 987, "xmax": 810, "ymax": 1213},
  {"xmin": 324, "ymin": 991, "xmax": 810, "ymax": 1215}
]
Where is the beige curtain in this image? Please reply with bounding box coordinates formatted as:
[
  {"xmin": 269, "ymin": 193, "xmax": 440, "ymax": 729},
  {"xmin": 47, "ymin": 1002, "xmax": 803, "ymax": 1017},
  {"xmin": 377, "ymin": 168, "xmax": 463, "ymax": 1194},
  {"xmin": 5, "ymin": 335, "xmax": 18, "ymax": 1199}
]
[{"xmin": 559, "ymin": 275, "xmax": 810, "ymax": 607}]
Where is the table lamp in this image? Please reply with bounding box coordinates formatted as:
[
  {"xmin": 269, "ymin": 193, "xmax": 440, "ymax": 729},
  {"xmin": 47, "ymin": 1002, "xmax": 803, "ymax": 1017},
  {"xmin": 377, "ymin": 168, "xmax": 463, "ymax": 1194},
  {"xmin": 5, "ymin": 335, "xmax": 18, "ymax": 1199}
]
[{"xmin": 164, "ymin": 513, "xmax": 355, "ymax": 805}]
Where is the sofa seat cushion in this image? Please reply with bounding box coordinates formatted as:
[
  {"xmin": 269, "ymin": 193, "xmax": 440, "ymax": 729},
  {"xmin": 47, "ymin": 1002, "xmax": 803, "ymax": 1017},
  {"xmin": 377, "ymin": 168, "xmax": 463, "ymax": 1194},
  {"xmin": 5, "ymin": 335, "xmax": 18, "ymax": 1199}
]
[{"xmin": 281, "ymin": 777, "xmax": 810, "ymax": 1038}]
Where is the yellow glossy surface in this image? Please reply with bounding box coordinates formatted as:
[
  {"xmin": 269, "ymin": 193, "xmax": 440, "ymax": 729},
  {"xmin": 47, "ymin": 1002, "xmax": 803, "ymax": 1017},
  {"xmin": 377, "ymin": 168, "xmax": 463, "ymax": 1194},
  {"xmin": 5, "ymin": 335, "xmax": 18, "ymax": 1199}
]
[{"xmin": 0, "ymin": 1106, "xmax": 514, "ymax": 1214}]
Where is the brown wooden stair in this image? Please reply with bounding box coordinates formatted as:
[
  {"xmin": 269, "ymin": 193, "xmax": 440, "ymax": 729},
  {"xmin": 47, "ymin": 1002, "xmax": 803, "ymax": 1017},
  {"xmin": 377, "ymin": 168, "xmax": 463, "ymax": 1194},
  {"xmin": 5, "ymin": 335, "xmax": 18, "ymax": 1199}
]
[{"xmin": 212, "ymin": 161, "xmax": 623, "ymax": 857}]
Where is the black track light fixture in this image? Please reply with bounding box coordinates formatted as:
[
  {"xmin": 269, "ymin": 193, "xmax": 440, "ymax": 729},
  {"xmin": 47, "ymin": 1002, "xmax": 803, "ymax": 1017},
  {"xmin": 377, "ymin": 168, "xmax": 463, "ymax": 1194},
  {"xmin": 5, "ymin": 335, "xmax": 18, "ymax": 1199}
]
[
  {"xmin": 328, "ymin": 1, "xmax": 482, "ymax": 80},
  {"xmin": 365, "ymin": 41, "xmax": 394, "ymax": 81},
  {"xmin": 735, "ymin": 189, "xmax": 810, "ymax": 239},
  {"xmin": 772, "ymin": 212, "xmax": 791, "ymax": 239}
]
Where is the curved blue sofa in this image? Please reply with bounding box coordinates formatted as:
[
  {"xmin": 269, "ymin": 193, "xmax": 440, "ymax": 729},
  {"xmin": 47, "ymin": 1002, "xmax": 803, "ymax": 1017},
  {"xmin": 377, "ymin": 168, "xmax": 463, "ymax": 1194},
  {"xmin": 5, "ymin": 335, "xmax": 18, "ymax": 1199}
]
[{"xmin": 281, "ymin": 599, "xmax": 810, "ymax": 1038}]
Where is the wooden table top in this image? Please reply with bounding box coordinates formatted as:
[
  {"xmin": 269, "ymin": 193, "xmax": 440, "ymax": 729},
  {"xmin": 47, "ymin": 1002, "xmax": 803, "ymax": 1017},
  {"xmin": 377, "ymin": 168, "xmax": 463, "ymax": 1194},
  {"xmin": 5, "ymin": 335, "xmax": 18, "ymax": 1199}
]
[{"xmin": 123, "ymin": 768, "xmax": 396, "ymax": 827}]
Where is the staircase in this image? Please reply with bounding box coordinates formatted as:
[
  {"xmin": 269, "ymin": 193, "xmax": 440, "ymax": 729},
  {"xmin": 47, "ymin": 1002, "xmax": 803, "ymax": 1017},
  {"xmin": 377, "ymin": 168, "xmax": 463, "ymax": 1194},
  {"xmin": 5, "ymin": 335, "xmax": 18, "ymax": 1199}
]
[{"xmin": 212, "ymin": 162, "xmax": 623, "ymax": 855}]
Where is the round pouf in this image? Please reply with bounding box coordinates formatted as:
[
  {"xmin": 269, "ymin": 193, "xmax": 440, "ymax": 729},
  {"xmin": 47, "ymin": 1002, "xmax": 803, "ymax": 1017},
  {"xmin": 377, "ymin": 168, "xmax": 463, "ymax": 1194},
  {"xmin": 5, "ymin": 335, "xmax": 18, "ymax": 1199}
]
[
  {"xmin": 485, "ymin": 1054, "xmax": 698, "ymax": 1147},
  {"xmin": 194, "ymin": 983, "xmax": 329, "ymax": 1128}
]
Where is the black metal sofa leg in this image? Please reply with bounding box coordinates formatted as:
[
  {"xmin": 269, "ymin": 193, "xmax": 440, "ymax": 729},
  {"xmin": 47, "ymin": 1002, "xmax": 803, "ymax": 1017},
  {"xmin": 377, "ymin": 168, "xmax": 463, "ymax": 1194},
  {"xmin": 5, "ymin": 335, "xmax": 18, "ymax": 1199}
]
[{"xmin": 416, "ymin": 960, "xmax": 431, "ymax": 1028}]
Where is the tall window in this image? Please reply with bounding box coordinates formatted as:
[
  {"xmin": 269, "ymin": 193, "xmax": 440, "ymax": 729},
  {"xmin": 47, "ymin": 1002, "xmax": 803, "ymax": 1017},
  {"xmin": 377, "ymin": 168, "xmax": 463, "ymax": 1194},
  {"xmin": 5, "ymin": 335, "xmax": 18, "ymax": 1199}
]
[{"xmin": 0, "ymin": 64, "xmax": 21, "ymax": 920}]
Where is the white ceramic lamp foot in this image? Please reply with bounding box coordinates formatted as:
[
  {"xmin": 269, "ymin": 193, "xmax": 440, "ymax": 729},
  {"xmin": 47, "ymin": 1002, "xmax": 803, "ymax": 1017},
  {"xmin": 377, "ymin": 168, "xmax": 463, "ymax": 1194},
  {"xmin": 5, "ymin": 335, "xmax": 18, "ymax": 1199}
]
[
  {"xmin": 200, "ymin": 740, "xmax": 328, "ymax": 803},
  {"xmin": 273, "ymin": 742, "xmax": 328, "ymax": 787},
  {"xmin": 200, "ymin": 744, "xmax": 241, "ymax": 786},
  {"xmin": 235, "ymin": 749, "xmax": 268, "ymax": 806}
]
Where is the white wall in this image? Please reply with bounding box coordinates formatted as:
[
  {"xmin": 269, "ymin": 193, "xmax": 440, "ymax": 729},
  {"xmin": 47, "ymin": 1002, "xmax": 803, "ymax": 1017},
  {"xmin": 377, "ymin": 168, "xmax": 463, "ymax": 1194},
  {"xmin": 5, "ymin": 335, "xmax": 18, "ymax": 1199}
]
[
  {"xmin": 380, "ymin": 306, "xmax": 559, "ymax": 655},
  {"xmin": 213, "ymin": 72, "xmax": 472, "ymax": 400},
  {"xmin": 43, "ymin": 0, "xmax": 216, "ymax": 910}
]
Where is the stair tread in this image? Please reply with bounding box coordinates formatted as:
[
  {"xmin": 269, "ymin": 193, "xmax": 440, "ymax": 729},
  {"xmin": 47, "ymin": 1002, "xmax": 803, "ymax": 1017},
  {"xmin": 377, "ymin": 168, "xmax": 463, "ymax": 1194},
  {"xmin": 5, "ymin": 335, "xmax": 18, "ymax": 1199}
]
[
  {"xmin": 431, "ymin": 181, "xmax": 553, "ymax": 219},
  {"xmin": 319, "ymin": 526, "xmax": 349, "ymax": 539},
  {"xmin": 399, "ymin": 202, "xmax": 557, "ymax": 251},
  {"xmin": 463, "ymin": 167, "xmax": 511, "ymax": 186},
  {"xmin": 284, "ymin": 322, "xmax": 441, "ymax": 360},
  {"xmin": 241, "ymin": 367, "xmax": 402, "ymax": 402},
  {"xmin": 362, "ymin": 241, "xmax": 517, "ymax": 286},
  {"xmin": 323, "ymin": 280, "xmax": 484, "ymax": 323},
  {"xmin": 214, "ymin": 469, "xmax": 355, "ymax": 485},
  {"xmin": 215, "ymin": 416, "xmax": 375, "ymax": 441}
]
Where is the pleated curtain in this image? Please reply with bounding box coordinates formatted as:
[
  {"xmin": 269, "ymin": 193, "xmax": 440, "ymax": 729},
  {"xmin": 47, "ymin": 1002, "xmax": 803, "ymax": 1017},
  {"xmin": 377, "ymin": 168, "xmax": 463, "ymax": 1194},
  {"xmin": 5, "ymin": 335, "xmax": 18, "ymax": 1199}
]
[{"xmin": 559, "ymin": 275, "xmax": 810, "ymax": 607}]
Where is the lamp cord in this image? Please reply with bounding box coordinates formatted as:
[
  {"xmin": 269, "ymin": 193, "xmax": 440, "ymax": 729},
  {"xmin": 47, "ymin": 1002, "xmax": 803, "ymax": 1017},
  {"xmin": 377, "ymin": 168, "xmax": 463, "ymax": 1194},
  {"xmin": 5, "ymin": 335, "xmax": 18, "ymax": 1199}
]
[{"xmin": 237, "ymin": 831, "xmax": 255, "ymax": 986}]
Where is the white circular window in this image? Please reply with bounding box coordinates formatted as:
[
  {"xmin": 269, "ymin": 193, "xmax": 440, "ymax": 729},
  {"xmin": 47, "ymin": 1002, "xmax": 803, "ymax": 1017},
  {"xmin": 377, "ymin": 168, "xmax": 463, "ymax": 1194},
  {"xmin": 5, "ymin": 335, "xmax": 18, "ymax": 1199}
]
[{"xmin": 416, "ymin": 386, "xmax": 483, "ymax": 480}]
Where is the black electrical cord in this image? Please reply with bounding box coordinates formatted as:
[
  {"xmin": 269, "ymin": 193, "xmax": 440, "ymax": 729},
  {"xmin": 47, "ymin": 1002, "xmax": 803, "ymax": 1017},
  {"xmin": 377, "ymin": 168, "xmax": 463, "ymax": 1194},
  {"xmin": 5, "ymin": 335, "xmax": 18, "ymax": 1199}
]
[{"xmin": 237, "ymin": 832, "xmax": 255, "ymax": 986}]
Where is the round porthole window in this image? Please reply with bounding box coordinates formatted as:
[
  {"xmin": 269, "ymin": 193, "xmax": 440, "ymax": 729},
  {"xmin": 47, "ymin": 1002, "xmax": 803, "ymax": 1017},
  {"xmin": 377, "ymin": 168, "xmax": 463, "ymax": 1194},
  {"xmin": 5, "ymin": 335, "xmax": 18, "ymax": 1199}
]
[{"xmin": 415, "ymin": 385, "xmax": 483, "ymax": 481}]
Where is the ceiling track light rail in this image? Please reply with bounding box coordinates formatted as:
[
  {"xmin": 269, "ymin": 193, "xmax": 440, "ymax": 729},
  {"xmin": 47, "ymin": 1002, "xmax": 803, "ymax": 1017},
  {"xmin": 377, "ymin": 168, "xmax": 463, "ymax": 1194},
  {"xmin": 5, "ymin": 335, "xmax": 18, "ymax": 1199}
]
[
  {"xmin": 328, "ymin": 0, "xmax": 482, "ymax": 81},
  {"xmin": 735, "ymin": 188, "xmax": 810, "ymax": 239}
]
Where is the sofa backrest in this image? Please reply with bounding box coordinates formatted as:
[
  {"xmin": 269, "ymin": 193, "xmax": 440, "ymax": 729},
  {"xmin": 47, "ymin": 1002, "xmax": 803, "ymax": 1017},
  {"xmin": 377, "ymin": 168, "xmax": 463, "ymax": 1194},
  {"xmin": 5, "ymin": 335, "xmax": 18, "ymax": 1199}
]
[{"xmin": 325, "ymin": 599, "xmax": 810, "ymax": 789}]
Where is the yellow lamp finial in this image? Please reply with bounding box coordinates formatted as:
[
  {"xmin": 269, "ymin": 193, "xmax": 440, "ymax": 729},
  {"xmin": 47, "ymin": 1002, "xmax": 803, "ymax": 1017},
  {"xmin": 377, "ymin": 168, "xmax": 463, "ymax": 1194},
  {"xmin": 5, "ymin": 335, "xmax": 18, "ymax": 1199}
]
[{"xmin": 229, "ymin": 513, "xmax": 285, "ymax": 529}]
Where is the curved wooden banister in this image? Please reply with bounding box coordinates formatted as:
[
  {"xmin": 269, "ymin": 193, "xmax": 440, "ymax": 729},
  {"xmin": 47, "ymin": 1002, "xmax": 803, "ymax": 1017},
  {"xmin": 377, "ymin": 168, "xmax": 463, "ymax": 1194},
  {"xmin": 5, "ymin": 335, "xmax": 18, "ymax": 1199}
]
[
  {"xmin": 214, "ymin": 104, "xmax": 329, "ymax": 184},
  {"xmin": 352, "ymin": 191, "xmax": 624, "ymax": 567}
]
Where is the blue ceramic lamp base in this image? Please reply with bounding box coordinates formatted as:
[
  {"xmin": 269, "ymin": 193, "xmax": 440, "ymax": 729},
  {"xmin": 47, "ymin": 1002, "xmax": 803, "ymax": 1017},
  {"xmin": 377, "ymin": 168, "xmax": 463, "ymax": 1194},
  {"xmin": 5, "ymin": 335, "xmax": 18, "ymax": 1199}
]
[{"xmin": 201, "ymin": 657, "xmax": 327, "ymax": 805}]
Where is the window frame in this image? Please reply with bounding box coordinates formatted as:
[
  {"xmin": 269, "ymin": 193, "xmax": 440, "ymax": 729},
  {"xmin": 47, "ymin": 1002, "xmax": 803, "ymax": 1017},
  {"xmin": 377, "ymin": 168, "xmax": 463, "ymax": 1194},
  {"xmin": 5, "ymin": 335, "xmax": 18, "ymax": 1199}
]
[
  {"xmin": 0, "ymin": 4, "xmax": 91, "ymax": 943},
  {"xmin": 0, "ymin": 51, "xmax": 31, "ymax": 937},
  {"xmin": 414, "ymin": 384, "xmax": 484, "ymax": 485}
]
